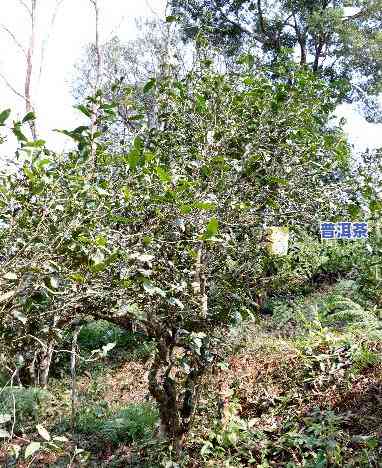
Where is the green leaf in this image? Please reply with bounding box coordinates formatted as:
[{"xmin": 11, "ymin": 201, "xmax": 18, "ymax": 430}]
[
  {"xmin": 366, "ymin": 437, "xmax": 379, "ymax": 449},
  {"xmin": 3, "ymin": 272, "xmax": 18, "ymax": 280},
  {"xmin": 129, "ymin": 114, "xmax": 144, "ymax": 121},
  {"xmin": 348, "ymin": 203, "xmax": 361, "ymax": 219},
  {"xmin": 12, "ymin": 123, "xmax": 27, "ymax": 142},
  {"xmin": 23, "ymin": 165, "xmax": 34, "ymax": 179},
  {"xmin": 227, "ymin": 432, "xmax": 238, "ymax": 445},
  {"xmin": 180, "ymin": 204, "xmax": 192, "ymax": 214},
  {"xmin": 369, "ymin": 199, "xmax": 382, "ymax": 213},
  {"xmin": 95, "ymin": 235, "xmax": 107, "ymax": 247},
  {"xmin": 25, "ymin": 139, "xmax": 46, "ymax": 148},
  {"xmin": 25, "ymin": 441, "xmax": 41, "ymax": 459},
  {"xmin": 156, "ymin": 166, "xmax": 172, "ymax": 183},
  {"xmin": 90, "ymin": 249, "xmax": 105, "ymax": 266},
  {"xmin": 33, "ymin": 158, "xmax": 51, "ymax": 172},
  {"xmin": 133, "ymin": 136, "xmax": 144, "ymax": 150},
  {"xmin": 53, "ymin": 436, "xmax": 68, "ymax": 443},
  {"xmin": 165, "ymin": 15, "xmax": 177, "ymax": 22},
  {"xmin": 69, "ymin": 273, "xmax": 86, "ymax": 284},
  {"xmin": 238, "ymin": 53, "xmax": 254, "ymax": 67},
  {"xmin": 72, "ymin": 125, "xmax": 89, "ymax": 134},
  {"xmin": 22, "ymin": 112, "xmax": 36, "ymax": 123},
  {"xmin": 193, "ymin": 202, "xmax": 216, "ymax": 211},
  {"xmin": 196, "ymin": 95, "xmax": 207, "ymax": 113},
  {"xmin": 168, "ymin": 297, "xmax": 184, "ymax": 310},
  {"xmin": 143, "ymin": 78, "xmax": 156, "ymax": 93},
  {"xmin": 0, "ymin": 109, "xmax": 11, "ymax": 125},
  {"xmin": 144, "ymin": 151, "xmax": 155, "ymax": 163},
  {"xmin": 75, "ymin": 104, "xmax": 92, "ymax": 117},
  {"xmin": 127, "ymin": 149, "xmax": 140, "ymax": 170},
  {"xmin": 203, "ymin": 217, "xmax": 219, "ymax": 239},
  {"xmin": 143, "ymin": 280, "xmax": 166, "ymax": 298},
  {"xmin": 36, "ymin": 424, "xmax": 51, "ymax": 441},
  {"xmin": 0, "ymin": 429, "xmax": 10, "ymax": 438},
  {"xmin": 101, "ymin": 342, "xmax": 116, "ymax": 356}
]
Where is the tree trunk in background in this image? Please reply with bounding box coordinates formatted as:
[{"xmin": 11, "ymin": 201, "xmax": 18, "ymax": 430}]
[
  {"xmin": 89, "ymin": 0, "xmax": 102, "ymax": 174},
  {"xmin": 25, "ymin": 0, "xmax": 37, "ymax": 140}
]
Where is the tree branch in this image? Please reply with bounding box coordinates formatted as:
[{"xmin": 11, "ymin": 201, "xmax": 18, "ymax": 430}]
[
  {"xmin": 0, "ymin": 71, "xmax": 27, "ymax": 101},
  {"xmin": 213, "ymin": 0, "xmax": 266, "ymax": 43},
  {"xmin": 292, "ymin": 13, "xmax": 306, "ymax": 66},
  {"xmin": 17, "ymin": 0, "xmax": 32, "ymax": 18},
  {"xmin": 0, "ymin": 25, "xmax": 27, "ymax": 57},
  {"xmin": 257, "ymin": 0, "xmax": 267, "ymax": 35},
  {"xmin": 38, "ymin": 0, "xmax": 66, "ymax": 85},
  {"xmin": 89, "ymin": 0, "xmax": 101, "ymax": 175},
  {"xmin": 343, "ymin": 8, "xmax": 371, "ymax": 22}
]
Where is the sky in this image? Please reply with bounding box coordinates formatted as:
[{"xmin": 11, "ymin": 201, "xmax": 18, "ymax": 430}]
[
  {"xmin": 0, "ymin": 0, "xmax": 381, "ymax": 161},
  {"xmin": 0, "ymin": 0, "xmax": 167, "ymax": 158}
]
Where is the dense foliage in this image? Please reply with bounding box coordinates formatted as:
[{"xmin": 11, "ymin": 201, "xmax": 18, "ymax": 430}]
[
  {"xmin": 0, "ymin": 42, "xmax": 381, "ymax": 465},
  {"xmin": 170, "ymin": 0, "xmax": 382, "ymax": 120}
]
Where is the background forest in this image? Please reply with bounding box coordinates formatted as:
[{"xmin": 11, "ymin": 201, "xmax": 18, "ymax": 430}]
[{"xmin": 0, "ymin": 1, "xmax": 382, "ymax": 467}]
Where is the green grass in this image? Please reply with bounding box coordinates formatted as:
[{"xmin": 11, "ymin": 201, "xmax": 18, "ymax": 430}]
[
  {"xmin": 100, "ymin": 403, "xmax": 158, "ymax": 444},
  {"xmin": 72, "ymin": 402, "xmax": 158, "ymax": 446},
  {"xmin": 0, "ymin": 386, "xmax": 53, "ymax": 431}
]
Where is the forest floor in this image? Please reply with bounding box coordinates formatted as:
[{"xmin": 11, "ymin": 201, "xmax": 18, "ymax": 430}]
[{"xmin": 1, "ymin": 278, "xmax": 382, "ymax": 467}]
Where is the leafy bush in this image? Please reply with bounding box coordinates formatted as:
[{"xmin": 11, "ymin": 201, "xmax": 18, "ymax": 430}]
[{"xmin": 78, "ymin": 320, "xmax": 142, "ymax": 350}]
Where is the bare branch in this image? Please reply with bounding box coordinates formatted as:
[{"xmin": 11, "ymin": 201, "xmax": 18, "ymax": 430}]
[
  {"xmin": 0, "ymin": 71, "xmax": 27, "ymax": 101},
  {"xmin": 106, "ymin": 14, "xmax": 126, "ymax": 41},
  {"xmin": 0, "ymin": 25, "xmax": 27, "ymax": 57},
  {"xmin": 17, "ymin": 0, "xmax": 32, "ymax": 18},
  {"xmin": 38, "ymin": 0, "xmax": 66, "ymax": 85},
  {"xmin": 144, "ymin": 0, "xmax": 167, "ymax": 18}
]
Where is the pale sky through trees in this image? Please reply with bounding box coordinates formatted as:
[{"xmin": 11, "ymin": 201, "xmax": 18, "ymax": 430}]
[
  {"xmin": 0, "ymin": 0, "xmax": 381, "ymax": 160},
  {"xmin": 0, "ymin": 0, "xmax": 166, "ymax": 158}
]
